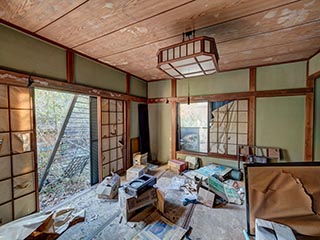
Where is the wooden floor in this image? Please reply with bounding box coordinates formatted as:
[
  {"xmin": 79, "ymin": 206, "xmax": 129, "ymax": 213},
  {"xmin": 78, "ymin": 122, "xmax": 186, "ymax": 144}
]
[{"xmin": 51, "ymin": 166, "xmax": 246, "ymax": 240}]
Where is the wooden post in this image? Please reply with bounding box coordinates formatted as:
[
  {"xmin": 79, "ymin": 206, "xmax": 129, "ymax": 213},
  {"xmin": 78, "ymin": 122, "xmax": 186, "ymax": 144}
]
[
  {"xmin": 248, "ymin": 67, "xmax": 256, "ymax": 146},
  {"xmin": 66, "ymin": 50, "xmax": 74, "ymax": 83},
  {"xmin": 126, "ymin": 73, "xmax": 131, "ymax": 169},
  {"xmin": 171, "ymin": 79, "xmax": 177, "ymax": 159},
  {"xmin": 305, "ymin": 71, "xmax": 314, "ymax": 161}
]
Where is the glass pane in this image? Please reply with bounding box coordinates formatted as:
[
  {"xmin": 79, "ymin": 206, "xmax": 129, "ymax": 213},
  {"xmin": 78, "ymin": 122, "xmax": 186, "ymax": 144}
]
[
  {"xmin": 117, "ymin": 113, "xmax": 123, "ymax": 124},
  {"xmin": 238, "ymin": 123, "xmax": 248, "ymax": 134},
  {"xmin": 179, "ymin": 102, "xmax": 208, "ymax": 153},
  {"xmin": 171, "ymin": 58, "xmax": 196, "ymax": 67},
  {"xmin": 168, "ymin": 48, "xmax": 173, "ymax": 60},
  {"xmin": 110, "ymin": 137, "xmax": 117, "ymax": 149},
  {"xmin": 102, "ymin": 151, "xmax": 109, "ymax": 164},
  {"xmin": 110, "ymin": 149, "xmax": 117, "ymax": 161},
  {"xmin": 181, "ymin": 45, "xmax": 186, "ymax": 57},
  {"xmin": 228, "ymin": 144, "xmax": 237, "ymax": 155},
  {"xmin": 187, "ymin": 43, "xmax": 194, "ymax": 55},
  {"xmin": 110, "ymin": 112, "xmax": 116, "ymax": 124},
  {"xmin": 109, "ymin": 100, "xmax": 116, "ymax": 111},
  {"xmin": 102, "ymin": 163, "xmax": 110, "ymax": 177},
  {"xmin": 238, "ymin": 100, "xmax": 248, "ymax": 111},
  {"xmin": 238, "ymin": 112, "xmax": 248, "ymax": 122},
  {"xmin": 195, "ymin": 41, "xmax": 201, "ymax": 53},
  {"xmin": 117, "ymin": 124, "xmax": 123, "ymax": 135},
  {"xmin": 204, "ymin": 40, "xmax": 210, "ymax": 52},
  {"xmin": 101, "ymin": 112, "xmax": 109, "ymax": 124},
  {"xmin": 117, "ymin": 158, "xmax": 123, "ymax": 171},
  {"xmin": 176, "ymin": 64, "xmax": 201, "ymax": 75},
  {"xmin": 102, "ymin": 138, "xmax": 109, "ymax": 151},
  {"xmin": 110, "ymin": 161, "xmax": 117, "ymax": 173},
  {"xmin": 0, "ymin": 109, "xmax": 9, "ymax": 132},
  {"xmin": 102, "ymin": 125, "xmax": 109, "ymax": 138},
  {"xmin": 162, "ymin": 50, "xmax": 167, "ymax": 61},
  {"xmin": 210, "ymin": 132, "xmax": 218, "ymax": 142},
  {"xmin": 217, "ymin": 143, "xmax": 226, "ymax": 154},
  {"xmin": 238, "ymin": 134, "xmax": 248, "ymax": 145},
  {"xmin": 174, "ymin": 47, "xmax": 180, "ymax": 58},
  {"xmin": 101, "ymin": 99, "xmax": 108, "ymax": 111},
  {"xmin": 210, "ymin": 143, "xmax": 218, "ymax": 153},
  {"xmin": 117, "ymin": 101, "xmax": 123, "ymax": 112},
  {"xmin": 228, "ymin": 133, "xmax": 236, "ymax": 144}
]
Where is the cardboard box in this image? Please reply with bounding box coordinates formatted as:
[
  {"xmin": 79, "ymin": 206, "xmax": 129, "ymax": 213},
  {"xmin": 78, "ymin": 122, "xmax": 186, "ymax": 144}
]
[
  {"xmin": 168, "ymin": 159, "xmax": 187, "ymax": 173},
  {"xmin": 133, "ymin": 152, "xmax": 148, "ymax": 165},
  {"xmin": 119, "ymin": 187, "xmax": 157, "ymax": 221},
  {"xmin": 96, "ymin": 174, "xmax": 120, "ymax": 199},
  {"xmin": 126, "ymin": 164, "xmax": 147, "ymax": 181},
  {"xmin": 208, "ymin": 175, "xmax": 242, "ymax": 205},
  {"xmin": 255, "ymin": 218, "xmax": 296, "ymax": 240},
  {"xmin": 197, "ymin": 187, "xmax": 215, "ymax": 208}
]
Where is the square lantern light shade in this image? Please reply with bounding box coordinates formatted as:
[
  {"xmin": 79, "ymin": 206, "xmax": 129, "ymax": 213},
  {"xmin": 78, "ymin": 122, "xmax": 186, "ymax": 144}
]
[{"xmin": 157, "ymin": 36, "xmax": 219, "ymax": 79}]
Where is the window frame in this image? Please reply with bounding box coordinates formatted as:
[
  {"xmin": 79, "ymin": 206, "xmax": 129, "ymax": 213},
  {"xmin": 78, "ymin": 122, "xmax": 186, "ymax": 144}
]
[{"xmin": 177, "ymin": 98, "xmax": 250, "ymax": 160}]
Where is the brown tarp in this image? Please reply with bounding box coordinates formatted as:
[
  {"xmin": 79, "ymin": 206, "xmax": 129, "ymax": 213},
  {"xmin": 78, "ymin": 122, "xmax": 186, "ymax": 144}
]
[{"xmin": 247, "ymin": 166, "xmax": 320, "ymax": 236}]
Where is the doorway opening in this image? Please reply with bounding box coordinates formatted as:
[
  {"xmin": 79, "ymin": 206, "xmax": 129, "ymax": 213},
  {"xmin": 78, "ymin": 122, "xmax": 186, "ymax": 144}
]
[{"xmin": 35, "ymin": 88, "xmax": 92, "ymax": 210}]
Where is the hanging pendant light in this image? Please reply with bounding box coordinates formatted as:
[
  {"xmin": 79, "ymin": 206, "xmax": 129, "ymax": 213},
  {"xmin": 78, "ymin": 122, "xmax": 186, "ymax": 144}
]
[{"xmin": 157, "ymin": 31, "xmax": 219, "ymax": 79}]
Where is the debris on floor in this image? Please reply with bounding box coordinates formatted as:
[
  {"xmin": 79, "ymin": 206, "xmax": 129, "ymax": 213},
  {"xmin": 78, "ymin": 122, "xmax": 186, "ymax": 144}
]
[
  {"xmin": 255, "ymin": 218, "xmax": 296, "ymax": 240},
  {"xmin": 96, "ymin": 173, "xmax": 120, "ymax": 199},
  {"xmin": 133, "ymin": 152, "xmax": 148, "ymax": 166},
  {"xmin": 0, "ymin": 208, "xmax": 85, "ymax": 239},
  {"xmin": 168, "ymin": 159, "xmax": 187, "ymax": 173},
  {"xmin": 126, "ymin": 164, "xmax": 148, "ymax": 181},
  {"xmin": 133, "ymin": 212, "xmax": 188, "ymax": 240},
  {"xmin": 208, "ymin": 174, "xmax": 243, "ymax": 205}
]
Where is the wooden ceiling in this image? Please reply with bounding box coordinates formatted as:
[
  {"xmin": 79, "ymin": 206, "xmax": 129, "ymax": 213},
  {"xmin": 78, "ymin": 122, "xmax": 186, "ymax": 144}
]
[{"xmin": 1, "ymin": 0, "xmax": 320, "ymax": 81}]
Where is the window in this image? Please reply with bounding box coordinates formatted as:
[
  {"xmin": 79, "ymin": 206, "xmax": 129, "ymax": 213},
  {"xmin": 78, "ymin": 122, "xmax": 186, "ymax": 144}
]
[
  {"xmin": 209, "ymin": 100, "xmax": 248, "ymax": 156},
  {"xmin": 179, "ymin": 102, "xmax": 208, "ymax": 153},
  {"xmin": 178, "ymin": 99, "xmax": 249, "ymax": 158}
]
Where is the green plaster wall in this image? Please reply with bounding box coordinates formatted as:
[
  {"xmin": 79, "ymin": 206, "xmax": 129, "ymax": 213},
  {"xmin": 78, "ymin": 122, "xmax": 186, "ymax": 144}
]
[
  {"xmin": 177, "ymin": 69, "xmax": 249, "ymax": 96},
  {"xmin": 0, "ymin": 24, "xmax": 66, "ymax": 81},
  {"xmin": 256, "ymin": 62, "xmax": 306, "ymax": 90},
  {"xmin": 148, "ymin": 80, "xmax": 171, "ymax": 98},
  {"xmin": 314, "ymin": 79, "xmax": 320, "ymax": 161},
  {"xmin": 309, "ymin": 53, "xmax": 320, "ymax": 76},
  {"xmin": 148, "ymin": 103, "xmax": 171, "ymax": 162},
  {"xmin": 176, "ymin": 153, "xmax": 239, "ymax": 169},
  {"xmin": 256, "ymin": 96, "xmax": 305, "ymax": 161},
  {"xmin": 130, "ymin": 76, "xmax": 147, "ymax": 98},
  {"xmin": 74, "ymin": 54, "xmax": 126, "ymax": 92},
  {"xmin": 130, "ymin": 102, "xmax": 140, "ymax": 139}
]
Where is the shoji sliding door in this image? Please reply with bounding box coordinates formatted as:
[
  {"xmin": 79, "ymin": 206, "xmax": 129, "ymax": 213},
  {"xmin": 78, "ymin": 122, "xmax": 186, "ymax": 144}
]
[
  {"xmin": 0, "ymin": 84, "xmax": 37, "ymax": 225},
  {"xmin": 100, "ymin": 98, "xmax": 126, "ymax": 179}
]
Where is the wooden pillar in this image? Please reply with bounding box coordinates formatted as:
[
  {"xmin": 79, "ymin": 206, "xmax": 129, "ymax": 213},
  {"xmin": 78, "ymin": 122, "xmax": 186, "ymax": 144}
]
[
  {"xmin": 66, "ymin": 50, "xmax": 74, "ymax": 83},
  {"xmin": 171, "ymin": 79, "xmax": 177, "ymax": 159},
  {"xmin": 126, "ymin": 73, "xmax": 131, "ymax": 169},
  {"xmin": 248, "ymin": 67, "xmax": 256, "ymax": 146},
  {"xmin": 304, "ymin": 73, "xmax": 314, "ymax": 161}
]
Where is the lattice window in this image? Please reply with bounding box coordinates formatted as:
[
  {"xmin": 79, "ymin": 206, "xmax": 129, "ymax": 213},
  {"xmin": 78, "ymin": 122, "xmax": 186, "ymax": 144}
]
[{"xmin": 101, "ymin": 98, "xmax": 125, "ymax": 178}]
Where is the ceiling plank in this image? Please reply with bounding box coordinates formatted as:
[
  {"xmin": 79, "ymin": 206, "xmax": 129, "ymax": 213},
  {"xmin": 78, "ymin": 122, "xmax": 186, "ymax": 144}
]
[
  {"xmin": 219, "ymin": 49, "xmax": 316, "ymax": 71},
  {"xmin": 220, "ymin": 37, "xmax": 320, "ymax": 65},
  {"xmin": 197, "ymin": 0, "xmax": 320, "ymax": 43},
  {"xmin": 0, "ymin": 0, "xmax": 87, "ymax": 32},
  {"xmin": 218, "ymin": 20, "xmax": 320, "ymax": 55},
  {"xmin": 37, "ymin": 0, "xmax": 192, "ymax": 47},
  {"xmin": 100, "ymin": 20, "xmax": 320, "ymax": 80},
  {"xmin": 75, "ymin": 0, "xmax": 297, "ymax": 58}
]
